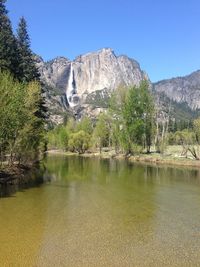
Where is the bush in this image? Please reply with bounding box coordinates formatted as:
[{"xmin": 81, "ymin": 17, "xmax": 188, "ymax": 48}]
[
  {"xmin": 47, "ymin": 126, "xmax": 69, "ymax": 150},
  {"xmin": 68, "ymin": 130, "xmax": 90, "ymax": 154},
  {"xmin": 0, "ymin": 72, "xmax": 45, "ymax": 165}
]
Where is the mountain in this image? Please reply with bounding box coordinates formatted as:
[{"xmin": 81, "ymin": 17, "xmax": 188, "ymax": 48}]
[
  {"xmin": 37, "ymin": 48, "xmax": 148, "ymax": 124},
  {"xmin": 154, "ymin": 70, "xmax": 200, "ymax": 110},
  {"xmin": 37, "ymin": 48, "xmax": 200, "ymax": 125}
]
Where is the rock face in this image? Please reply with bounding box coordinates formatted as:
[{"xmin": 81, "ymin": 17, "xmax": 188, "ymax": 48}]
[
  {"xmin": 37, "ymin": 48, "xmax": 200, "ymax": 125},
  {"xmin": 37, "ymin": 48, "xmax": 148, "ymax": 123},
  {"xmin": 37, "ymin": 56, "xmax": 71, "ymax": 92},
  {"xmin": 154, "ymin": 70, "xmax": 200, "ymax": 110},
  {"xmin": 71, "ymin": 48, "xmax": 148, "ymax": 104},
  {"xmin": 36, "ymin": 56, "xmax": 71, "ymax": 124}
]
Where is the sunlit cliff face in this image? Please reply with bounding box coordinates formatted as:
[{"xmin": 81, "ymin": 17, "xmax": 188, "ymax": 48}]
[
  {"xmin": 65, "ymin": 48, "xmax": 148, "ymax": 108},
  {"xmin": 36, "ymin": 48, "xmax": 149, "ymax": 123}
]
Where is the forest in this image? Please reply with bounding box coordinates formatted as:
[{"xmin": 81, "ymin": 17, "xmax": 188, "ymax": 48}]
[
  {"xmin": 48, "ymin": 81, "xmax": 200, "ymax": 161},
  {"xmin": 0, "ymin": 0, "xmax": 46, "ymax": 167}
]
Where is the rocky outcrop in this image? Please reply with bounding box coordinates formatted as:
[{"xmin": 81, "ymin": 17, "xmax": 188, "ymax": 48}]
[
  {"xmin": 154, "ymin": 70, "xmax": 200, "ymax": 110},
  {"xmin": 71, "ymin": 48, "xmax": 148, "ymax": 102},
  {"xmin": 37, "ymin": 48, "xmax": 148, "ymax": 123},
  {"xmin": 36, "ymin": 48, "xmax": 200, "ymax": 125},
  {"xmin": 37, "ymin": 56, "xmax": 71, "ymax": 92}
]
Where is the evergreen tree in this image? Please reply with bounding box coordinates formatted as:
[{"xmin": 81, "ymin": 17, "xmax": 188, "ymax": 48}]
[
  {"xmin": 16, "ymin": 17, "xmax": 47, "ymax": 119},
  {"xmin": 16, "ymin": 16, "xmax": 40, "ymax": 82},
  {"xmin": 0, "ymin": 0, "xmax": 19, "ymax": 77}
]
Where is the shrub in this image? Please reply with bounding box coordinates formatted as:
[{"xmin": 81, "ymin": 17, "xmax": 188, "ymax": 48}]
[{"xmin": 68, "ymin": 130, "xmax": 90, "ymax": 154}]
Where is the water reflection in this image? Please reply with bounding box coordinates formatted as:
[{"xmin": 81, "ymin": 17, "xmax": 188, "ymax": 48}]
[
  {"xmin": 0, "ymin": 155, "xmax": 200, "ymax": 266},
  {"xmin": 0, "ymin": 166, "xmax": 45, "ymax": 198},
  {"xmin": 34, "ymin": 156, "xmax": 157, "ymax": 266}
]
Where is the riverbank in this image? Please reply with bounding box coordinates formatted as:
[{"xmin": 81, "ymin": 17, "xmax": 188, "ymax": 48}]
[
  {"xmin": 0, "ymin": 163, "xmax": 42, "ymax": 185},
  {"xmin": 47, "ymin": 147, "xmax": 200, "ymax": 168}
]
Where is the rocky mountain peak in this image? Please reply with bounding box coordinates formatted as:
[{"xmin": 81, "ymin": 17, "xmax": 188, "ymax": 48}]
[
  {"xmin": 75, "ymin": 47, "xmax": 115, "ymax": 61},
  {"xmin": 48, "ymin": 56, "xmax": 70, "ymax": 65}
]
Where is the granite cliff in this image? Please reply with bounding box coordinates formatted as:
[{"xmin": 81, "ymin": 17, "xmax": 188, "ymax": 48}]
[
  {"xmin": 37, "ymin": 48, "xmax": 148, "ymax": 123},
  {"xmin": 154, "ymin": 70, "xmax": 200, "ymax": 110},
  {"xmin": 37, "ymin": 48, "xmax": 200, "ymax": 124}
]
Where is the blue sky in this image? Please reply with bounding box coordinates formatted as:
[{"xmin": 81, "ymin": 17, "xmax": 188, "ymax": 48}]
[{"xmin": 7, "ymin": 0, "xmax": 200, "ymax": 82}]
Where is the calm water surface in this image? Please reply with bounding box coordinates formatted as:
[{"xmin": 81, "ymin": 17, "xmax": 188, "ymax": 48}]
[{"xmin": 0, "ymin": 155, "xmax": 200, "ymax": 266}]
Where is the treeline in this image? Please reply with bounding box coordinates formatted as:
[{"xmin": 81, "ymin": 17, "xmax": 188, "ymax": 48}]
[
  {"xmin": 0, "ymin": 0, "xmax": 46, "ymax": 166},
  {"xmin": 48, "ymin": 81, "xmax": 155, "ymax": 155},
  {"xmin": 0, "ymin": 73, "xmax": 45, "ymax": 165},
  {"xmin": 48, "ymin": 80, "xmax": 200, "ymax": 160}
]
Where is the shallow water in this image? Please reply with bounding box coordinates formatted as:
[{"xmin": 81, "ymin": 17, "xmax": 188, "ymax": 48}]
[{"xmin": 0, "ymin": 155, "xmax": 200, "ymax": 266}]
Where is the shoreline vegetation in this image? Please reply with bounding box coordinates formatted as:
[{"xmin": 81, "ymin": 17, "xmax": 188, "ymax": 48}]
[
  {"xmin": 0, "ymin": 0, "xmax": 46, "ymax": 186},
  {"xmin": 2, "ymin": 144, "xmax": 200, "ymax": 185},
  {"xmin": 47, "ymin": 83, "xmax": 200, "ymax": 170},
  {"xmin": 2, "ymin": 1, "xmax": 200, "ymax": 186},
  {"xmin": 0, "ymin": 162, "xmax": 42, "ymax": 185},
  {"xmin": 47, "ymin": 147, "xmax": 200, "ymax": 169}
]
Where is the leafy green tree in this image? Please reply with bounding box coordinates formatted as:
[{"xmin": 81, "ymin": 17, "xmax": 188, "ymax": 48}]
[
  {"xmin": 123, "ymin": 87, "xmax": 144, "ymax": 147},
  {"xmin": 110, "ymin": 120, "xmax": 121, "ymax": 153},
  {"xmin": 122, "ymin": 81, "xmax": 154, "ymax": 153},
  {"xmin": 93, "ymin": 113, "xmax": 110, "ymax": 153},
  {"xmin": 13, "ymin": 81, "xmax": 45, "ymax": 164},
  {"xmin": 68, "ymin": 130, "xmax": 90, "ymax": 154},
  {"xmin": 47, "ymin": 131, "xmax": 57, "ymax": 150},
  {"xmin": 193, "ymin": 118, "xmax": 200, "ymax": 144},
  {"xmin": 0, "ymin": 72, "xmax": 24, "ymax": 163},
  {"xmin": 66, "ymin": 117, "xmax": 76, "ymax": 133},
  {"xmin": 140, "ymin": 81, "xmax": 155, "ymax": 153},
  {"xmin": 0, "ymin": 72, "xmax": 45, "ymax": 165},
  {"xmin": 47, "ymin": 126, "xmax": 69, "ymax": 150},
  {"xmin": 109, "ymin": 86, "xmax": 127, "ymax": 116},
  {"xmin": 109, "ymin": 87, "xmax": 127, "ymax": 153},
  {"xmin": 167, "ymin": 132, "xmax": 176, "ymax": 145},
  {"xmin": 189, "ymin": 118, "xmax": 200, "ymax": 160},
  {"xmin": 58, "ymin": 127, "xmax": 69, "ymax": 149},
  {"xmin": 16, "ymin": 17, "xmax": 40, "ymax": 82},
  {"xmin": 76, "ymin": 117, "xmax": 93, "ymax": 135},
  {"xmin": 109, "ymin": 82, "xmax": 155, "ymax": 154}
]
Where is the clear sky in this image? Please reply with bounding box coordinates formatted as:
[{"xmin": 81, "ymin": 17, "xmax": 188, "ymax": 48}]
[{"xmin": 6, "ymin": 0, "xmax": 200, "ymax": 82}]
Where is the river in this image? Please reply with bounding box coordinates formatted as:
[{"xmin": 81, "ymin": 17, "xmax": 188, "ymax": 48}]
[{"xmin": 0, "ymin": 155, "xmax": 200, "ymax": 266}]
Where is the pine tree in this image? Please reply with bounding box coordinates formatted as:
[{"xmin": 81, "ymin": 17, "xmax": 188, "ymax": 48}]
[
  {"xmin": 16, "ymin": 16, "xmax": 40, "ymax": 82},
  {"xmin": 0, "ymin": 0, "xmax": 19, "ymax": 77},
  {"xmin": 17, "ymin": 17, "xmax": 47, "ymax": 118}
]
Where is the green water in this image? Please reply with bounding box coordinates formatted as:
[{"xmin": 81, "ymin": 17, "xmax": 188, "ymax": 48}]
[{"xmin": 1, "ymin": 155, "xmax": 200, "ymax": 266}]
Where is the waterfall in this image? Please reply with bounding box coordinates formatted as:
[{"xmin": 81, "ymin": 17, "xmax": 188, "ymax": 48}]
[{"xmin": 66, "ymin": 63, "xmax": 77, "ymax": 107}]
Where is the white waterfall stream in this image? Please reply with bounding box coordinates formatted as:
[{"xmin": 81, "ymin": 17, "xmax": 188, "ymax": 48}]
[{"xmin": 66, "ymin": 63, "xmax": 77, "ymax": 107}]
